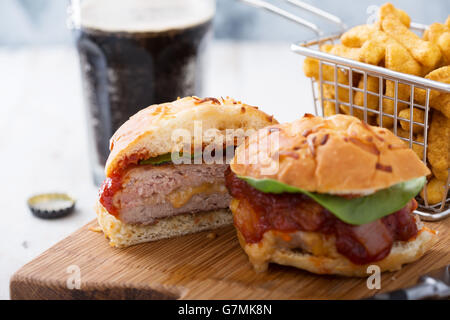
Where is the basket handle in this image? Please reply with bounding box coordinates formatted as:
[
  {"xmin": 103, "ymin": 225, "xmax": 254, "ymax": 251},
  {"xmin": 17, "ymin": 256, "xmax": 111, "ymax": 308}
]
[
  {"xmin": 240, "ymin": 0, "xmax": 323, "ymax": 36},
  {"xmin": 239, "ymin": 0, "xmax": 347, "ymax": 36},
  {"xmin": 285, "ymin": 0, "xmax": 347, "ymax": 31}
]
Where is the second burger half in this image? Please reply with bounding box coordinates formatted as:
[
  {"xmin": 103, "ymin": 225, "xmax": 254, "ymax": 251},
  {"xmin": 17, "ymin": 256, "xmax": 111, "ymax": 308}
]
[{"xmin": 225, "ymin": 114, "xmax": 437, "ymax": 276}]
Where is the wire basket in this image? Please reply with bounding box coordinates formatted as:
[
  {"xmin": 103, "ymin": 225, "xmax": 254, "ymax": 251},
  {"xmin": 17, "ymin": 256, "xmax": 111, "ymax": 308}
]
[{"xmin": 243, "ymin": 0, "xmax": 450, "ymax": 221}]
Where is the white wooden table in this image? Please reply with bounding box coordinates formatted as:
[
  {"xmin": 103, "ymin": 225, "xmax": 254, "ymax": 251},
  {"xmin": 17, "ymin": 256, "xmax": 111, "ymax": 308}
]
[{"xmin": 0, "ymin": 40, "xmax": 312, "ymax": 299}]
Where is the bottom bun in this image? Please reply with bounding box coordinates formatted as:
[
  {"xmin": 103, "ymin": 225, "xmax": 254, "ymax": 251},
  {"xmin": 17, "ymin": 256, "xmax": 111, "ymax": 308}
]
[
  {"xmin": 237, "ymin": 221, "xmax": 437, "ymax": 277},
  {"xmin": 96, "ymin": 201, "xmax": 232, "ymax": 248}
]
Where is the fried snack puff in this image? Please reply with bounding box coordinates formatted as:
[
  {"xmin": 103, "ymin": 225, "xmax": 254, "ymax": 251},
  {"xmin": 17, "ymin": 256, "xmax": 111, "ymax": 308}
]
[
  {"xmin": 353, "ymin": 75, "xmax": 380, "ymax": 119},
  {"xmin": 414, "ymin": 66, "xmax": 450, "ymax": 118},
  {"xmin": 422, "ymin": 66, "xmax": 450, "ymax": 83},
  {"xmin": 414, "ymin": 66, "xmax": 450, "ymax": 103},
  {"xmin": 323, "ymin": 100, "xmax": 337, "ymax": 117},
  {"xmin": 341, "ymin": 25, "xmax": 375, "ymax": 48},
  {"xmin": 341, "ymin": 3, "xmax": 409, "ymax": 48},
  {"xmin": 428, "ymin": 111, "xmax": 450, "ymax": 182},
  {"xmin": 303, "ymin": 44, "xmax": 335, "ymax": 79},
  {"xmin": 379, "ymin": 3, "xmax": 411, "ymax": 29},
  {"xmin": 423, "ymin": 22, "xmax": 450, "ymax": 65},
  {"xmin": 396, "ymin": 128, "xmax": 411, "ymax": 140},
  {"xmin": 412, "ymin": 134, "xmax": 425, "ymax": 160},
  {"xmin": 330, "ymin": 44, "xmax": 363, "ymax": 61},
  {"xmin": 430, "ymin": 93, "xmax": 450, "ymax": 119},
  {"xmin": 437, "ymin": 32, "xmax": 450, "ymax": 63},
  {"xmin": 378, "ymin": 42, "xmax": 421, "ymax": 128},
  {"xmin": 323, "ymin": 80, "xmax": 366, "ymax": 120},
  {"xmin": 322, "ymin": 82, "xmax": 367, "ymax": 120},
  {"xmin": 420, "ymin": 178, "xmax": 448, "ymax": 205},
  {"xmin": 360, "ymin": 39, "xmax": 386, "ymax": 65},
  {"xmin": 423, "ymin": 23, "xmax": 445, "ymax": 42},
  {"xmin": 341, "ymin": 26, "xmax": 391, "ymax": 66},
  {"xmin": 327, "ymin": 45, "xmax": 367, "ymax": 120},
  {"xmin": 381, "ymin": 10, "xmax": 441, "ymax": 68},
  {"xmin": 303, "ymin": 57, "xmax": 320, "ymax": 78},
  {"xmin": 396, "ymin": 127, "xmax": 425, "ymax": 161},
  {"xmin": 398, "ymin": 108, "xmax": 425, "ymax": 134},
  {"xmin": 318, "ymin": 81, "xmax": 339, "ymax": 117},
  {"xmin": 319, "ymin": 83, "xmax": 354, "ymax": 118}
]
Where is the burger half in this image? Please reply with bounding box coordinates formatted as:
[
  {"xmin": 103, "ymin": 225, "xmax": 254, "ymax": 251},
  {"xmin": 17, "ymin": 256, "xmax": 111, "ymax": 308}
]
[
  {"xmin": 96, "ymin": 96, "xmax": 277, "ymax": 247},
  {"xmin": 225, "ymin": 114, "xmax": 437, "ymax": 276}
]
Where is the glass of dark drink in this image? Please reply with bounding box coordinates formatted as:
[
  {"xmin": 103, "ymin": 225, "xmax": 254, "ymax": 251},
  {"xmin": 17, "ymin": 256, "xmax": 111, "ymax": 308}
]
[{"xmin": 69, "ymin": 0, "xmax": 215, "ymax": 185}]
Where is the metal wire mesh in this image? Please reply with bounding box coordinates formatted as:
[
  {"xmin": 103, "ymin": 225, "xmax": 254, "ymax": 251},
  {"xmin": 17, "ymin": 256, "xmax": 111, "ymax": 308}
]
[{"xmin": 292, "ymin": 34, "xmax": 450, "ymax": 219}]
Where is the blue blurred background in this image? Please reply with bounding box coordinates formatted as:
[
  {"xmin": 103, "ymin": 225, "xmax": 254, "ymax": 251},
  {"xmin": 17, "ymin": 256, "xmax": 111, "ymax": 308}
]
[{"xmin": 1, "ymin": 0, "xmax": 449, "ymax": 46}]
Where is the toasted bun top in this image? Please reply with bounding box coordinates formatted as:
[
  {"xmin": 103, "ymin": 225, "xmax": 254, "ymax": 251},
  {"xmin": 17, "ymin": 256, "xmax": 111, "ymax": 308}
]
[
  {"xmin": 105, "ymin": 96, "xmax": 277, "ymax": 177},
  {"xmin": 230, "ymin": 114, "xmax": 430, "ymax": 194}
]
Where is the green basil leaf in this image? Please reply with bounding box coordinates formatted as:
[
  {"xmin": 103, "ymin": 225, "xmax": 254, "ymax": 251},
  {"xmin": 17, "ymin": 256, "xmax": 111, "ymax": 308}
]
[
  {"xmin": 138, "ymin": 152, "xmax": 195, "ymax": 165},
  {"xmin": 139, "ymin": 153, "xmax": 174, "ymax": 165},
  {"xmin": 237, "ymin": 175, "xmax": 426, "ymax": 225}
]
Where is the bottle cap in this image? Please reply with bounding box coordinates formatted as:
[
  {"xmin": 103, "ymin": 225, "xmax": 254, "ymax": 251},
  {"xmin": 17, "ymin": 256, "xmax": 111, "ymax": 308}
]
[{"xmin": 27, "ymin": 193, "xmax": 76, "ymax": 219}]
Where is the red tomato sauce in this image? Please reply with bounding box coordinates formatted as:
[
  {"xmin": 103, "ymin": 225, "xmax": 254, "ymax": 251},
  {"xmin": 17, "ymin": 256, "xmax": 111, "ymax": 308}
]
[{"xmin": 224, "ymin": 168, "xmax": 418, "ymax": 265}]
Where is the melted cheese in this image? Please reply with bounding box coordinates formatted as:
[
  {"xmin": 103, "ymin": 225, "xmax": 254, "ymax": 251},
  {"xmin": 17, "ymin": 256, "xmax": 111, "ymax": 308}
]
[
  {"xmin": 230, "ymin": 198, "xmax": 337, "ymax": 258},
  {"xmin": 167, "ymin": 182, "xmax": 227, "ymax": 208}
]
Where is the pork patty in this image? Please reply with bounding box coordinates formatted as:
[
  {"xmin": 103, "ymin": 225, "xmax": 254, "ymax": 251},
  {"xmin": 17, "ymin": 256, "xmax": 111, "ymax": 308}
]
[{"xmin": 114, "ymin": 163, "xmax": 231, "ymax": 225}]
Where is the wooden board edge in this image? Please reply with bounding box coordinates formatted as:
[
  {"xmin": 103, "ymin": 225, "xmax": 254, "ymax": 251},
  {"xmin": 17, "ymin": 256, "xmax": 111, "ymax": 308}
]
[
  {"xmin": 9, "ymin": 220, "xmax": 185, "ymax": 300},
  {"xmin": 10, "ymin": 268, "xmax": 184, "ymax": 300}
]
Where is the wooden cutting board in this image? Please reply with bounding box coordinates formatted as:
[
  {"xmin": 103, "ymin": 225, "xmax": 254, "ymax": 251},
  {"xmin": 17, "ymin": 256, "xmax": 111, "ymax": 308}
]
[{"xmin": 10, "ymin": 218, "xmax": 449, "ymax": 300}]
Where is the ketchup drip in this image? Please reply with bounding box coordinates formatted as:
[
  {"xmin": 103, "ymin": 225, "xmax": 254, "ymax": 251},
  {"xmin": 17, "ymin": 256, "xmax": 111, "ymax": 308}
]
[
  {"xmin": 98, "ymin": 174, "xmax": 122, "ymax": 217},
  {"xmin": 224, "ymin": 168, "xmax": 418, "ymax": 265},
  {"xmin": 98, "ymin": 152, "xmax": 147, "ymax": 217}
]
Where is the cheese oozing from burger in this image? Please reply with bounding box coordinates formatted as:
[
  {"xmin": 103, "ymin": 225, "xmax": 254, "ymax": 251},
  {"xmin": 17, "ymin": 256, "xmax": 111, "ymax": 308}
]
[
  {"xmin": 227, "ymin": 114, "xmax": 437, "ymax": 275},
  {"xmin": 225, "ymin": 168, "xmax": 419, "ymax": 265}
]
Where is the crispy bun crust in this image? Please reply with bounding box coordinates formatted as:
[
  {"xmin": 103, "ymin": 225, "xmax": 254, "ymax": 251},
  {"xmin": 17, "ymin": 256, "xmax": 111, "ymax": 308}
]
[
  {"xmin": 236, "ymin": 222, "xmax": 437, "ymax": 277},
  {"xmin": 96, "ymin": 201, "xmax": 232, "ymax": 248},
  {"xmin": 231, "ymin": 114, "xmax": 430, "ymax": 194},
  {"xmin": 105, "ymin": 96, "xmax": 277, "ymax": 177}
]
